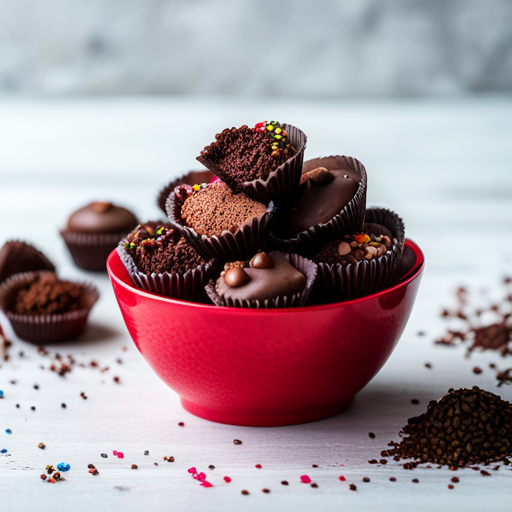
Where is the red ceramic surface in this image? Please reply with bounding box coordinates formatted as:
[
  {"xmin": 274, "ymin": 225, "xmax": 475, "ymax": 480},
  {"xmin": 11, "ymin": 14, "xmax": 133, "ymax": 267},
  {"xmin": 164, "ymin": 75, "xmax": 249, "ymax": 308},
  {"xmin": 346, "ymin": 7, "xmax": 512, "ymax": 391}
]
[{"xmin": 107, "ymin": 240, "xmax": 424, "ymax": 426}]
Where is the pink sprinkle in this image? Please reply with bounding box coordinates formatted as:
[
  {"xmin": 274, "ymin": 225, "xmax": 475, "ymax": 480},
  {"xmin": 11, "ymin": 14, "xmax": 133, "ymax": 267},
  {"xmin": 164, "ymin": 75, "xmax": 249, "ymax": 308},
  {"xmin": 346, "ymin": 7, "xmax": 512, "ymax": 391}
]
[
  {"xmin": 117, "ymin": 452, "xmax": 124, "ymax": 459},
  {"xmin": 339, "ymin": 476, "xmax": 346, "ymax": 481},
  {"xmin": 300, "ymin": 475, "xmax": 311, "ymax": 484},
  {"xmin": 113, "ymin": 450, "xmax": 118, "ymax": 456},
  {"xmin": 188, "ymin": 467, "xmax": 197, "ymax": 475},
  {"xmin": 255, "ymin": 464, "xmax": 262, "ymax": 469},
  {"xmin": 201, "ymin": 481, "xmax": 214, "ymax": 488},
  {"xmin": 224, "ymin": 476, "xmax": 232, "ymax": 483},
  {"xmin": 194, "ymin": 472, "xmax": 206, "ymax": 482}
]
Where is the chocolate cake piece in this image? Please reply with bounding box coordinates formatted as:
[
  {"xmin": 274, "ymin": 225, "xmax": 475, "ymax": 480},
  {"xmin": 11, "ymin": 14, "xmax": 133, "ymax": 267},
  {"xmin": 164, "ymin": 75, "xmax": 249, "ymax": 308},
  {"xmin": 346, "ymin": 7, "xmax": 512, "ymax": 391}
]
[
  {"xmin": 123, "ymin": 222, "xmax": 210, "ymax": 275},
  {"xmin": 180, "ymin": 181, "xmax": 268, "ymax": 237},
  {"xmin": 0, "ymin": 241, "xmax": 55, "ymax": 283},
  {"xmin": 197, "ymin": 122, "xmax": 296, "ymax": 190}
]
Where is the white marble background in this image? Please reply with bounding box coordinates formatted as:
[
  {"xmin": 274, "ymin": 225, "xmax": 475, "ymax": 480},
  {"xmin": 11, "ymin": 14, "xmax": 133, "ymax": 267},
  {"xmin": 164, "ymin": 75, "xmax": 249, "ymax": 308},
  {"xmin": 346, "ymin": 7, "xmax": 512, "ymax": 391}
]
[{"xmin": 1, "ymin": 0, "xmax": 512, "ymax": 96}]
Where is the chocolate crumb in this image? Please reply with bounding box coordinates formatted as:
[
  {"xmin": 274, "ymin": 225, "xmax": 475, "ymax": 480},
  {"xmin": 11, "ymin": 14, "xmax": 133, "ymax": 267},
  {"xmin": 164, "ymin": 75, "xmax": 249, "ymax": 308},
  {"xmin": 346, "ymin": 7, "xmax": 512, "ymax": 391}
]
[
  {"xmin": 101, "ymin": 453, "xmax": 108, "ymax": 458},
  {"xmin": 241, "ymin": 490, "xmax": 249, "ymax": 495},
  {"xmin": 311, "ymin": 483, "xmax": 318, "ymax": 488},
  {"xmin": 281, "ymin": 480, "xmax": 289, "ymax": 485},
  {"xmin": 233, "ymin": 439, "xmax": 243, "ymax": 445},
  {"xmin": 424, "ymin": 363, "xmax": 432, "ymax": 369},
  {"xmin": 38, "ymin": 443, "xmax": 46, "ymax": 449},
  {"xmin": 473, "ymin": 367, "xmax": 482, "ymax": 375},
  {"xmin": 209, "ymin": 465, "xmax": 215, "ymax": 470},
  {"xmin": 368, "ymin": 432, "xmax": 376, "ymax": 439},
  {"xmin": 312, "ymin": 464, "xmax": 318, "ymax": 468},
  {"xmin": 131, "ymin": 464, "xmax": 138, "ymax": 470},
  {"xmin": 363, "ymin": 477, "xmax": 370, "ymax": 482},
  {"xmin": 144, "ymin": 451, "xmax": 149, "ymax": 456},
  {"xmin": 178, "ymin": 422, "xmax": 185, "ymax": 427},
  {"xmin": 448, "ymin": 484, "xmax": 454, "ymax": 489},
  {"xmin": 349, "ymin": 484, "xmax": 357, "ymax": 491},
  {"xmin": 411, "ymin": 399, "xmax": 420, "ymax": 405},
  {"xmin": 390, "ymin": 477, "xmax": 397, "ymax": 482},
  {"xmin": 262, "ymin": 488, "xmax": 270, "ymax": 493},
  {"xmin": 61, "ymin": 403, "xmax": 67, "ymax": 409},
  {"xmin": 412, "ymin": 478, "xmax": 419, "ymax": 483},
  {"xmin": 451, "ymin": 477, "xmax": 459, "ymax": 483}
]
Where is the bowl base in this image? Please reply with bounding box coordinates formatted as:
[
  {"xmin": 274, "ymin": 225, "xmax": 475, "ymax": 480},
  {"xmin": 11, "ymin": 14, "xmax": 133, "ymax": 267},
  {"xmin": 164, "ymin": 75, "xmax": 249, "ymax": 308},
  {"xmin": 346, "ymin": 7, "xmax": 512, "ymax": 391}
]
[{"xmin": 180, "ymin": 397, "xmax": 355, "ymax": 427}]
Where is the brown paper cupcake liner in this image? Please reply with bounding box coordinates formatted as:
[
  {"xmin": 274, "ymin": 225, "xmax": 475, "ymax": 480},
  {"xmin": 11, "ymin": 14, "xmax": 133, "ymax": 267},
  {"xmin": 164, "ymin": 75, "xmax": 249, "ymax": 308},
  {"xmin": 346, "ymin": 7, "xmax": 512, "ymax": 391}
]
[
  {"xmin": 205, "ymin": 252, "xmax": 317, "ymax": 309},
  {"xmin": 0, "ymin": 271, "xmax": 99, "ymax": 344},
  {"xmin": 165, "ymin": 186, "xmax": 276, "ymax": 262},
  {"xmin": 313, "ymin": 208, "xmax": 405, "ymax": 302},
  {"xmin": 60, "ymin": 230, "xmax": 128, "ymax": 272},
  {"xmin": 117, "ymin": 244, "xmax": 216, "ymax": 302},
  {"xmin": 270, "ymin": 155, "xmax": 367, "ymax": 255},
  {"xmin": 157, "ymin": 169, "xmax": 214, "ymax": 214}
]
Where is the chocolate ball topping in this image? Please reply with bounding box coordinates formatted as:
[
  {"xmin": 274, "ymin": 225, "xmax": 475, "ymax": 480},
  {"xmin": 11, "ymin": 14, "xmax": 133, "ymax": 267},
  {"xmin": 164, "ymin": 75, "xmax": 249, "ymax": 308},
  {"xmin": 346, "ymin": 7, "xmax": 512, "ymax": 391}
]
[
  {"xmin": 250, "ymin": 252, "xmax": 274, "ymax": 269},
  {"xmin": 224, "ymin": 267, "xmax": 251, "ymax": 288}
]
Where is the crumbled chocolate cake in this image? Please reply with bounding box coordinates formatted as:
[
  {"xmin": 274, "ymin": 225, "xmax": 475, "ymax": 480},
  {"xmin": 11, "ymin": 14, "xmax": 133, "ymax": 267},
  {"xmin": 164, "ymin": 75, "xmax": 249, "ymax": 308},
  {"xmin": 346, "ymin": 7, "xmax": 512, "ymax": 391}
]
[
  {"xmin": 180, "ymin": 182, "xmax": 267, "ymax": 237},
  {"xmin": 197, "ymin": 122, "xmax": 295, "ymax": 188},
  {"xmin": 124, "ymin": 222, "xmax": 209, "ymax": 274},
  {"xmin": 8, "ymin": 273, "xmax": 85, "ymax": 315},
  {"xmin": 0, "ymin": 241, "xmax": 55, "ymax": 283},
  {"xmin": 314, "ymin": 232, "xmax": 393, "ymax": 266}
]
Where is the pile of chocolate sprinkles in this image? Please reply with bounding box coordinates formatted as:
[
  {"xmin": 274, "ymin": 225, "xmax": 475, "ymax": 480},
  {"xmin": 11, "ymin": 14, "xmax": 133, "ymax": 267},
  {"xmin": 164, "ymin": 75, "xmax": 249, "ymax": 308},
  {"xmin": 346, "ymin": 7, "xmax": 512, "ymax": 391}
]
[{"xmin": 380, "ymin": 386, "xmax": 512, "ymax": 469}]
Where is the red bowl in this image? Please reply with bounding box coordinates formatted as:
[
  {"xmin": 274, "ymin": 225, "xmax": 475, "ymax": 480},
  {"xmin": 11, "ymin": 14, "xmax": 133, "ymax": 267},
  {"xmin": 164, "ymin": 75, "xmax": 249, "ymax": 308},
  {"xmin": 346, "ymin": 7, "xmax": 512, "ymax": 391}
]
[{"xmin": 107, "ymin": 240, "xmax": 424, "ymax": 426}]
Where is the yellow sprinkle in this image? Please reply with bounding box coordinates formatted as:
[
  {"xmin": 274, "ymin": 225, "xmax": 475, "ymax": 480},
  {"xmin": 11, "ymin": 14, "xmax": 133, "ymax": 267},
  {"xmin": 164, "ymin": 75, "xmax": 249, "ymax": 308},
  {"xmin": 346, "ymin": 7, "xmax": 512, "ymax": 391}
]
[
  {"xmin": 267, "ymin": 125, "xmax": 274, "ymax": 131},
  {"xmin": 275, "ymin": 127, "xmax": 282, "ymax": 134},
  {"xmin": 274, "ymin": 134, "xmax": 282, "ymax": 140},
  {"xmin": 192, "ymin": 184, "xmax": 201, "ymax": 191}
]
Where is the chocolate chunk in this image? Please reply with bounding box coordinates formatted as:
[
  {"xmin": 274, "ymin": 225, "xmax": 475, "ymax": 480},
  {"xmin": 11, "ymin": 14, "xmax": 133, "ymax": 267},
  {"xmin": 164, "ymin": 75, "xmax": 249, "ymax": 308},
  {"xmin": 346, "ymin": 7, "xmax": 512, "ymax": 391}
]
[
  {"xmin": 0, "ymin": 241, "xmax": 55, "ymax": 283},
  {"xmin": 303, "ymin": 167, "xmax": 334, "ymax": 186},
  {"xmin": 250, "ymin": 252, "xmax": 274, "ymax": 269},
  {"xmin": 67, "ymin": 202, "xmax": 138, "ymax": 234},
  {"xmin": 224, "ymin": 267, "xmax": 251, "ymax": 288}
]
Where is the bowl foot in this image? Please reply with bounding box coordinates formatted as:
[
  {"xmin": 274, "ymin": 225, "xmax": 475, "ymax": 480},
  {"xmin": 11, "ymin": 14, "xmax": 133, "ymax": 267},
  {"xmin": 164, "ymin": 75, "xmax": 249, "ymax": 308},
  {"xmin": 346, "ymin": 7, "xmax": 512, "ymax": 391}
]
[{"xmin": 180, "ymin": 397, "xmax": 354, "ymax": 427}]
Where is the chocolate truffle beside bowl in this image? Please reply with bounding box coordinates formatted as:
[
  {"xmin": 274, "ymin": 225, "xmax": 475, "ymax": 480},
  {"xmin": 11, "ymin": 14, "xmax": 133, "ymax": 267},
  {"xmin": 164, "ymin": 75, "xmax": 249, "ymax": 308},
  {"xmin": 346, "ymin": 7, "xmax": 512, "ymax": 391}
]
[
  {"xmin": 0, "ymin": 240, "xmax": 55, "ymax": 283},
  {"xmin": 118, "ymin": 221, "xmax": 215, "ymax": 301},
  {"xmin": 0, "ymin": 271, "xmax": 99, "ymax": 343},
  {"xmin": 61, "ymin": 201, "xmax": 138, "ymax": 271},
  {"xmin": 271, "ymin": 155, "xmax": 367, "ymax": 254},
  {"xmin": 166, "ymin": 181, "xmax": 275, "ymax": 261}
]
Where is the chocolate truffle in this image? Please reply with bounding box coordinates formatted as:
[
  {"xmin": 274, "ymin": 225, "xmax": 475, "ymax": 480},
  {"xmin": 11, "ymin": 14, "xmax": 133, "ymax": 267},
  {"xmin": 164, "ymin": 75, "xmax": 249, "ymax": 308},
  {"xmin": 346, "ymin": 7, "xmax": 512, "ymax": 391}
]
[
  {"xmin": 0, "ymin": 271, "xmax": 99, "ymax": 343},
  {"xmin": 67, "ymin": 201, "xmax": 137, "ymax": 234},
  {"xmin": 0, "ymin": 241, "xmax": 55, "ymax": 283},
  {"xmin": 123, "ymin": 222, "xmax": 211, "ymax": 275},
  {"xmin": 197, "ymin": 121, "xmax": 296, "ymax": 190},
  {"xmin": 180, "ymin": 181, "xmax": 268, "ymax": 237},
  {"xmin": 215, "ymin": 252, "xmax": 307, "ymax": 302},
  {"xmin": 277, "ymin": 156, "xmax": 362, "ymax": 238},
  {"xmin": 61, "ymin": 201, "xmax": 138, "ymax": 271}
]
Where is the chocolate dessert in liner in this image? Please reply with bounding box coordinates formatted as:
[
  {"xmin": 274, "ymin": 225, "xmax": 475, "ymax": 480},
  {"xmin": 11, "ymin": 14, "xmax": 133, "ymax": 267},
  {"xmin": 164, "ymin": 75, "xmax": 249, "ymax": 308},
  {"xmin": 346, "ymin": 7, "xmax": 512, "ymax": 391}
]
[
  {"xmin": 197, "ymin": 122, "xmax": 307, "ymax": 204},
  {"xmin": 157, "ymin": 169, "xmax": 214, "ymax": 214},
  {"xmin": 61, "ymin": 201, "xmax": 138, "ymax": 272},
  {"xmin": 205, "ymin": 251, "xmax": 317, "ymax": 309},
  {"xmin": 166, "ymin": 181, "xmax": 275, "ymax": 262},
  {"xmin": 312, "ymin": 208, "xmax": 405, "ymax": 303},
  {"xmin": 0, "ymin": 271, "xmax": 99, "ymax": 343},
  {"xmin": 0, "ymin": 240, "xmax": 55, "ymax": 283},
  {"xmin": 117, "ymin": 222, "xmax": 215, "ymax": 302},
  {"xmin": 271, "ymin": 155, "xmax": 367, "ymax": 254}
]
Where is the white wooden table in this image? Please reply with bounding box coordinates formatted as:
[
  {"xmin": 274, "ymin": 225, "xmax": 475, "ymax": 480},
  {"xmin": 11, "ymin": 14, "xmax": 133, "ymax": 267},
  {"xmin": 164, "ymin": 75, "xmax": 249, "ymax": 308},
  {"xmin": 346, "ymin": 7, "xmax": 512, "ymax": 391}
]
[{"xmin": 0, "ymin": 97, "xmax": 511, "ymax": 512}]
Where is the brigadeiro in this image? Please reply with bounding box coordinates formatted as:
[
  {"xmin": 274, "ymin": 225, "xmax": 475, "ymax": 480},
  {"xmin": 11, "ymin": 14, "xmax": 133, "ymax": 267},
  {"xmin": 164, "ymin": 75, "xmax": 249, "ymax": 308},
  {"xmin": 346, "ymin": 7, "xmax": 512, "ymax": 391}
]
[
  {"xmin": 271, "ymin": 156, "xmax": 367, "ymax": 254},
  {"xmin": 157, "ymin": 169, "xmax": 213, "ymax": 214},
  {"xmin": 166, "ymin": 180, "xmax": 275, "ymax": 261},
  {"xmin": 312, "ymin": 208, "xmax": 405, "ymax": 302},
  {"xmin": 118, "ymin": 222, "xmax": 215, "ymax": 301},
  {"xmin": 197, "ymin": 121, "xmax": 307, "ymax": 203},
  {"xmin": 205, "ymin": 251, "xmax": 317, "ymax": 309},
  {"xmin": 0, "ymin": 271, "xmax": 99, "ymax": 343},
  {"xmin": 0, "ymin": 240, "xmax": 55, "ymax": 284},
  {"xmin": 61, "ymin": 201, "xmax": 138, "ymax": 271}
]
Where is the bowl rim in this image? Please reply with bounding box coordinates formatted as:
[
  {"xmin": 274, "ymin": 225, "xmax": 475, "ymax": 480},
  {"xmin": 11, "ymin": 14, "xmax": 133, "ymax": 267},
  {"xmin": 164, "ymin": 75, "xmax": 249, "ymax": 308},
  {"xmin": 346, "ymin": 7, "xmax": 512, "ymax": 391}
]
[{"xmin": 107, "ymin": 238, "xmax": 425, "ymax": 314}]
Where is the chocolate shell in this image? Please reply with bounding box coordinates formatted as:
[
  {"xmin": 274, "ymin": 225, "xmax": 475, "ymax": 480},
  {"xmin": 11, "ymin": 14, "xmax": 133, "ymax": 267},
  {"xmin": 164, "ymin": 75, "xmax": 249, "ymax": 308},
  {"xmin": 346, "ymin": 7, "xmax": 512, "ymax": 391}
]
[
  {"xmin": 270, "ymin": 155, "xmax": 367, "ymax": 254},
  {"xmin": 0, "ymin": 240, "xmax": 55, "ymax": 283}
]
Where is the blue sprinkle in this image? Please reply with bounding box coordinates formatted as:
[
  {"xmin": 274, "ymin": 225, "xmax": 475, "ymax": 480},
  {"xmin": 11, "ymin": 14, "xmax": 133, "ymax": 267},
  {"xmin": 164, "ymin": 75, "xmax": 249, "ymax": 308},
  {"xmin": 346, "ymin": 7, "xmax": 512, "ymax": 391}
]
[
  {"xmin": 0, "ymin": 390, "xmax": 4, "ymax": 398},
  {"xmin": 1, "ymin": 449, "xmax": 7, "ymax": 454},
  {"xmin": 57, "ymin": 462, "xmax": 70, "ymax": 472},
  {"xmin": 5, "ymin": 429, "xmax": 12, "ymax": 434}
]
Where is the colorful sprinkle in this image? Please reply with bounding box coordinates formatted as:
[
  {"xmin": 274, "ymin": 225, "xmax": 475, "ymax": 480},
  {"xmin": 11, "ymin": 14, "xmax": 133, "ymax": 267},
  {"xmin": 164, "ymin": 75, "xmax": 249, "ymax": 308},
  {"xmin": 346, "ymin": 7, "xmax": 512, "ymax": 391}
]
[
  {"xmin": 339, "ymin": 476, "xmax": 346, "ymax": 481},
  {"xmin": 5, "ymin": 429, "xmax": 11, "ymax": 434},
  {"xmin": 57, "ymin": 462, "xmax": 70, "ymax": 472},
  {"xmin": 224, "ymin": 476, "xmax": 231, "ymax": 483},
  {"xmin": 300, "ymin": 475, "xmax": 311, "ymax": 484},
  {"xmin": 255, "ymin": 464, "xmax": 262, "ymax": 469},
  {"xmin": 0, "ymin": 390, "xmax": 4, "ymax": 398},
  {"xmin": 1, "ymin": 449, "xmax": 7, "ymax": 454}
]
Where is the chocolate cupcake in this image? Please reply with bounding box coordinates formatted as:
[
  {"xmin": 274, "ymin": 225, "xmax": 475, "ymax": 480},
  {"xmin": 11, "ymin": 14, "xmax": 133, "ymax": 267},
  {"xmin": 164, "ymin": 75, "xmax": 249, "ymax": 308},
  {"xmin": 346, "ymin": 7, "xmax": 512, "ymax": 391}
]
[
  {"xmin": 118, "ymin": 222, "xmax": 215, "ymax": 301},
  {"xmin": 271, "ymin": 156, "xmax": 367, "ymax": 254},
  {"xmin": 0, "ymin": 240, "xmax": 55, "ymax": 283},
  {"xmin": 157, "ymin": 169, "xmax": 214, "ymax": 214},
  {"xmin": 0, "ymin": 271, "xmax": 99, "ymax": 343},
  {"xmin": 166, "ymin": 181, "xmax": 275, "ymax": 261},
  {"xmin": 206, "ymin": 251, "xmax": 317, "ymax": 309},
  {"xmin": 312, "ymin": 208, "xmax": 405, "ymax": 302},
  {"xmin": 197, "ymin": 121, "xmax": 307, "ymax": 203},
  {"xmin": 61, "ymin": 201, "xmax": 138, "ymax": 271}
]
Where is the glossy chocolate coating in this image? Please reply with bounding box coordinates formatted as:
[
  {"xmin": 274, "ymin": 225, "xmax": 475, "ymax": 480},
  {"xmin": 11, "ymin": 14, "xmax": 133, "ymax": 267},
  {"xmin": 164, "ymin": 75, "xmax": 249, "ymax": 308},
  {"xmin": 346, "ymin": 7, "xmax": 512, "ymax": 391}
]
[
  {"xmin": 278, "ymin": 156, "xmax": 361, "ymax": 237},
  {"xmin": 217, "ymin": 254, "xmax": 306, "ymax": 302},
  {"xmin": 67, "ymin": 202, "xmax": 138, "ymax": 234}
]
